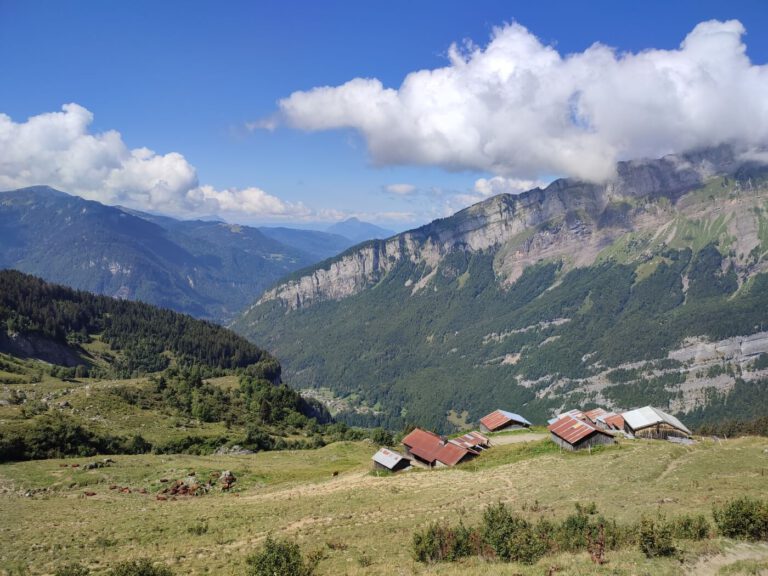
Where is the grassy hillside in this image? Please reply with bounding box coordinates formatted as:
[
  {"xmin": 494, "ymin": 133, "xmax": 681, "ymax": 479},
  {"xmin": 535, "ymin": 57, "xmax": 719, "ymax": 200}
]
[
  {"xmin": 0, "ymin": 272, "xmax": 372, "ymax": 463},
  {"xmin": 2, "ymin": 436, "xmax": 767, "ymax": 574}
]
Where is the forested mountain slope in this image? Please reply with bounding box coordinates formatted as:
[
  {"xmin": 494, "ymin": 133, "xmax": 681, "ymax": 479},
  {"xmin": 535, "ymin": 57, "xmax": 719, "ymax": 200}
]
[
  {"xmin": 0, "ymin": 187, "xmax": 337, "ymax": 322},
  {"xmin": 0, "ymin": 271, "xmax": 354, "ymax": 462},
  {"xmin": 235, "ymin": 147, "xmax": 768, "ymax": 432}
]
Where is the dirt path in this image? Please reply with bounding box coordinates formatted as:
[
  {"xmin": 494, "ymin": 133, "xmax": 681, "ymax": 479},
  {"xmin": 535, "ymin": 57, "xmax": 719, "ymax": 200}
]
[
  {"xmin": 490, "ymin": 432, "xmax": 547, "ymax": 446},
  {"xmin": 685, "ymin": 542, "xmax": 768, "ymax": 575}
]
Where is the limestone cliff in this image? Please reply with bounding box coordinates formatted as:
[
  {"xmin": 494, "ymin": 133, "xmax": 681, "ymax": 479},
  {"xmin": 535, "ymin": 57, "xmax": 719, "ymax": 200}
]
[{"xmin": 255, "ymin": 147, "xmax": 748, "ymax": 311}]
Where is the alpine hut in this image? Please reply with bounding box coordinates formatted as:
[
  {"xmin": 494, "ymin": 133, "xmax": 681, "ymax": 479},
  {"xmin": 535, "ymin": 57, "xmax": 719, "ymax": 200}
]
[
  {"xmin": 449, "ymin": 430, "xmax": 490, "ymax": 451},
  {"xmin": 401, "ymin": 428, "xmax": 477, "ymax": 468},
  {"xmin": 548, "ymin": 415, "xmax": 615, "ymax": 451},
  {"xmin": 479, "ymin": 409, "xmax": 532, "ymax": 433},
  {"xmin": 594, "ymin": 411, "xmax": 625, "ymax": 431},
  {"xmin": 372, "ymin": 448, "xmax": 412, "ymax": 472},
  {"xmin": 621, "ymin": 406, "xmax": 691, "ymax": 440}
]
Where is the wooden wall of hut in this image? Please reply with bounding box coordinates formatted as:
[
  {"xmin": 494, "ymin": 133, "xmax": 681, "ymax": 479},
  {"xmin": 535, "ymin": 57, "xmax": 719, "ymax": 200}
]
[{"xmin": 632, "ymin": 423, "xmax": 689, "ymax": 440}]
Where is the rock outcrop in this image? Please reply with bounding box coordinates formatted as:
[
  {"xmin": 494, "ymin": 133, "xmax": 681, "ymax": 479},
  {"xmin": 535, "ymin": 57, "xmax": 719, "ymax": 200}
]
[{"xmin": 255, "ymin": 147, "xmax": 742, "ymax": 311}]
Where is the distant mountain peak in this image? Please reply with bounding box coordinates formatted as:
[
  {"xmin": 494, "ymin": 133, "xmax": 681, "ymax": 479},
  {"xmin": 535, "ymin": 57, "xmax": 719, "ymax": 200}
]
[{"xmin": 326, "ymin": 218, "xmax": 394, "ymax": 243}]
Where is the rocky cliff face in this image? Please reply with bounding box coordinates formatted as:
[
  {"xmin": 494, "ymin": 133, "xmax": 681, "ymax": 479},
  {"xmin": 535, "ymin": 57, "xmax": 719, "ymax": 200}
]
[{"xmin": 256, "ymin": 147, "xmax": 742, "ymax": 310}]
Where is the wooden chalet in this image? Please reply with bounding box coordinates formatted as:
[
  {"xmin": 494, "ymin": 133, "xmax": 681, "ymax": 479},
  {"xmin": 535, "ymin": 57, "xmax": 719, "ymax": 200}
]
[
  {"xmin": 479, "ymin": 409, "xmax": 532, "ymax": 433},
  {"xmin": 594, "ymin": 411, "xmax": 625, "ymax": 431},
  {"xmin": 372, "ymin": 448, "xmax": 412, "ymax": 472},
  {"xmin": 583, "ymin": 408, "xmax": 625, "ymax": 431},
  {"xmin": 621, "ymin": 406, "xmax": 691, "ymax": 440},
  {"xmin": 401, "ymin": 428, "xmax": 477, "ymax": 468},
  {"xmin": 548, "ymin": 415, "xmax": 615, "ymax": 451}
]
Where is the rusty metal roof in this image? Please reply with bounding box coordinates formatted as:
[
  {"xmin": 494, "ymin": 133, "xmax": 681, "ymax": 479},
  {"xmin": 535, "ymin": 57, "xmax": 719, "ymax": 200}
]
[
  {"xmin": 548, "ymin": 415, "xmax": 611, "ymax": 445},
  {"xmin": 584, "ymin": 408, "xmax": 609, "ymax": 422},
  {"xmin": 402, "ymin": 428, "xmax": 476, "ymax": 466},
  {"xmin": 547, "ymin": 409, "xmax": 585, "ymax": 425},
  {"xmin": 402, "ymin": 428, "xmax": 444, "ymax": 463},
  {"xmin": 435, "ymin": 442, "xmax": 473, "ymax": 466},
  {"xmin": 449, "ymin": 431, "xmax": 489, "ymax": 450},
  {"xmin": 480, "ymin": 409, "xmax": 532, "ymax": 431},
  {"xmin": 597, "ymin": 412, "xmax": 625, "ymax": 430}
]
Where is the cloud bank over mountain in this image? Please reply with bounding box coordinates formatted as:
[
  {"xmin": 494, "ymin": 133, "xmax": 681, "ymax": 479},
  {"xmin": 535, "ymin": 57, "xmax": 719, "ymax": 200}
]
[
  {"xmin": 276, "ymin": 19, "xmax": 768, "ymax": 182},
  {"xmin": 0, "ymin": 103, "xmax": 322, "ymax": 221}
]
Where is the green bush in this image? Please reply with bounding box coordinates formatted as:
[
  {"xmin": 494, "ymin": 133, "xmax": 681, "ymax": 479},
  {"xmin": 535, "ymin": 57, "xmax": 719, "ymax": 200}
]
[
  {"xmin": 507, "ymin": 523, "xmax": 548, "ymax": 564},
  {"xmin": 477, "ymin": 502, "xmax": 549, "ymax": 563},
  {"xmin": 107, "ymin": 559, "xmax": 174, "ymax": 576},
  {"xmin": 55, "ymin": 564, "xmax": 90, "ymax": 576},
  {"xmin": 638, "ymin": 517, "xmax": 675, "ymax": 558},
  {"xmin": 246, "ymin": 535, "xmax": 315, "ymax": 576},
  {"xmin": 557, "ymin": 505, "xmax": 595, "ymax": 552},
  {"xmin": 671, "ymin": 514, "xmax": 711, "ymax": 540},
  {"xmin": 411, "ymin": 522, "xmax": 476, "ymax": 563},
  {"xmin": 713, "ymin": 497, "xmax": 768, "ymax": 541},
  {"xmin": 481, "ymin": 502, "xmax": 530, "ymax": 560},
  {"xmin": 0, "ymin": 413, "xmax": 150, "ymax": 463}
]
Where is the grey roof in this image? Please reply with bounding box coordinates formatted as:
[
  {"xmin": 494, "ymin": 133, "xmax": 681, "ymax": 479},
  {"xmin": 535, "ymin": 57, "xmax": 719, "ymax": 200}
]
[
  {"xmin": 372, "ymin": 448, "xmax": 410, "ymax": 469},
  {"xmin": 498, "ymin": 410, "xmax": 532, "ymax": 426},
  {"xmin": 621, "ymin": 406, "xmax": 691, "ymax": 435}
]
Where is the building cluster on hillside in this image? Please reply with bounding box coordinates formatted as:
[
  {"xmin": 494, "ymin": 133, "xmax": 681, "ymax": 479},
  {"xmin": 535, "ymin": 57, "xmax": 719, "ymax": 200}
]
[
  {"xmin": 547, "ymin": 405, "xmax": 692, "ymax": 451},
  {"xmin": 372, "ymin": 408, "xmax": 532, "ymax": 472},
  {"xmin": 371, "ymin": 404, "xmax": 692, "ymax": 472}
]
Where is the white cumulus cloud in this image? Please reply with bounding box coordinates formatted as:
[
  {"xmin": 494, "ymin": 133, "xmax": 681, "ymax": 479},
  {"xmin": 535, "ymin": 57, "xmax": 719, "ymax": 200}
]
[
  {"xmin": 0, "ymin": 103, "xmax": 316, "ymax": 221},
  {"xmin": 384, "ymin": 183, "xmax": 417, "ymax": 195},
  {"xmin": 473, "ymin": 176, "xmax": 546, "ymax": 197},
  {"xmin": 275, "ymin": 19, "xmax": 768, "ymax": 182}
]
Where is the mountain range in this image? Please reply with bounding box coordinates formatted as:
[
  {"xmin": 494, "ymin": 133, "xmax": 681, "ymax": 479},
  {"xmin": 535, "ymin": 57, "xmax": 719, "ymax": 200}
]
[
  {"xmin": 0, "ymin": 187, "xmax": 378, "ymax": 322},
  {"xmin": 233, "ymin": 146, "xmax": 768, "ymax": 432},
  {"xmin": 326, "ymin": 217, "xmax": 394, "ymax": 244}
]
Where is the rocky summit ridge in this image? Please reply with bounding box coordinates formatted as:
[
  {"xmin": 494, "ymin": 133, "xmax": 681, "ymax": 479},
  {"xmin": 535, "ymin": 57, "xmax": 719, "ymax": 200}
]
[{"xmin": 254, "ymin": 146, "xmax": 755, "ymax": 311}]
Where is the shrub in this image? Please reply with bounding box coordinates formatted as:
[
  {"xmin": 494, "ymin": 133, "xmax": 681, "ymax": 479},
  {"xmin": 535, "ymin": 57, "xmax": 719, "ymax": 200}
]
[
  {"xmin": 370, "ymin": 427, "xmax": 394, "ymax": 446},
  {"xmin": 638, "ymin": 517, "xmax": 675, "ymax": 558},
  {"xmin": 246, "ymin": 535, "xmax": 315, "ymax": 576},
  {"xmin": 713, "ymin": 497, "xmax": 768, "ymax": 541},
  {"xmin": 557, "ymin": 507, "xmax": 593, "ymax": 552},
  {"xmin": 507, "ymin": 523, "xmax": 548, "ymax": 564},
  {"xmin": 411, "ymin": 522, "xmax": 475, "ymax": 563},
  {"xmin": 107, "ymin": 559, "xmax": 174, "ymax": 576},
  {"xmin": 671, "ymin": 514, "xmax": 711, "ymax": 540},
  {"xmin": 55, "ymin": 564, "xmax": 90, "ymax": 576},
  {"xmin": 481, "ymin": 502, "xmax": 530, "ymax": 560}
]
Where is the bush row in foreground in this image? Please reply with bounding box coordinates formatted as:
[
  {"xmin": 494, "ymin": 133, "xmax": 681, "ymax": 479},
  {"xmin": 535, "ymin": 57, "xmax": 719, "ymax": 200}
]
[{"xmin": 412, "ymin": 497, "xmax": 768, "ymax": 565}]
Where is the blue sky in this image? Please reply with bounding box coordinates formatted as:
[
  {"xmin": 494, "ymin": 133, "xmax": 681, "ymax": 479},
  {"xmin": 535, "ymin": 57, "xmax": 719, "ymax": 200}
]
[{"xmin": 2, "ymin": 1, "xmax": 768, "ymax": 231}]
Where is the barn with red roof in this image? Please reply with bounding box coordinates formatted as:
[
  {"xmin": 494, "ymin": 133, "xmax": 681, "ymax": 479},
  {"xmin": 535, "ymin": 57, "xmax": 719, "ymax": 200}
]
[
  {"xmin": 548, "ymin": 415, "xmax": 615, "ymax": 451},
  {"xmin": 479, "ymin": 409, "xmax": 532, "ymax": 433},
  {"xmin": 401, "ymin": 428, "xmax": 478, "ymax": 467}
]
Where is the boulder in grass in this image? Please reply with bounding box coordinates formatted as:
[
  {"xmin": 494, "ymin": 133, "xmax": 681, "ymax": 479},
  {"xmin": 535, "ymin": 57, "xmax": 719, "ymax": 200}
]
[{"xmin": 219, "ymin": 470, "xmax": 236, "ymax": 491}]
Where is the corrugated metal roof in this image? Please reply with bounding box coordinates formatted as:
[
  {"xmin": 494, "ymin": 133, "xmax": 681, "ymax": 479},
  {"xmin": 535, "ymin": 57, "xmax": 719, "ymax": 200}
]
[
  {"xmin": 449, "ymin": 431, "xmax": 489, "ymax": 450},
  {"xmin": 372, "ymin": 448, "xmax": 410, "ymax": 469},
  {"xmin": 402, "ymin": 428, "xmax": 445, "ymax": 463},
  {"xmin": 597, "ymin": 412, "xmax": 625, "ymax": 430},
  {"xmin": 480, "ymin": 409, "xmax": 532, "ymax": 431},
  {"xmin": 548, "ymin": 415, "xmax": 611, "ymax": 445},
  {"xmin": 548, "ymin": 409, "xmax": 586, "ymax": 426},
  {"xmin": 435, "ymin": 442, "xmax": 472, "ymax": 466},
  {"xmin": 402, "ymin": 428, "xmax": 476, "ymax": 466},
  {"xmin": 584, "ymin": 408, "xmax": 609, "ymax": 422},
  {"xmin": 622, "ymin": 406, "xmax": 691, "ymax": 435}
]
